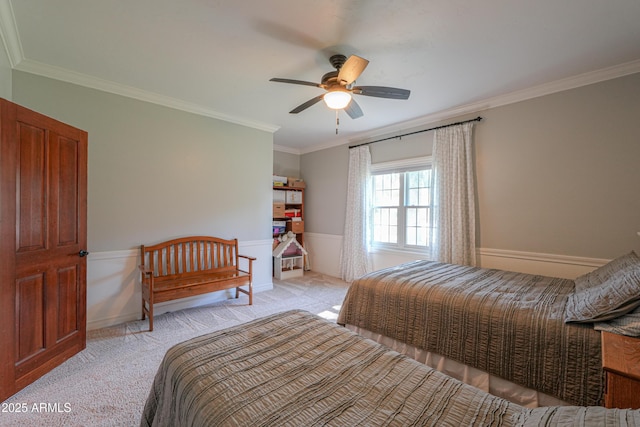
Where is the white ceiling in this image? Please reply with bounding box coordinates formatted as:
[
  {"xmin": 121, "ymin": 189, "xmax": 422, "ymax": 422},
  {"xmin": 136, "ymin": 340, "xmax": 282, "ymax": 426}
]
[{"xmin": 2, "ymin": 0, "xmax": 640, "ymax": 153}]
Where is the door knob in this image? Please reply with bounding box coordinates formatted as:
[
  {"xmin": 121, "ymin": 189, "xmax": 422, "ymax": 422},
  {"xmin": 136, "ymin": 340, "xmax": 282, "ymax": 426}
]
[{"xmin": 79, "ymin": 250, "xmax": 90, "ymax": 257}]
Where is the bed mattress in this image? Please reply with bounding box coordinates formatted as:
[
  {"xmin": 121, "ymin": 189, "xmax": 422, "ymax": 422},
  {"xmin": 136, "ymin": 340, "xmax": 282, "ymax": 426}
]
[
  {"xmin": 141, "ymin": 310, "xmax": 640, "ymax": 426},
  {"xmin": 337, "ymin": 260, "xmax": 603, "ymax": 406}
]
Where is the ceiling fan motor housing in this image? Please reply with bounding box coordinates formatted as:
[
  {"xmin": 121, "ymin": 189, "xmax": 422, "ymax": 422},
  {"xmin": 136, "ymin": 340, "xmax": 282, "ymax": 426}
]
[
  {"xmin": 329, "ymin": 54, "xmax": 347, "ymax": 70},
  {"xmin": 270, "ymin": 53, "xmax": 409, "ymax": 119},
  {"xmin": 321, "ymin": 71, "xmax": 339, "ymax": 87},
  {"xmin": 324, "ymin": 54, "xmax": 349, "ymax": 88}
]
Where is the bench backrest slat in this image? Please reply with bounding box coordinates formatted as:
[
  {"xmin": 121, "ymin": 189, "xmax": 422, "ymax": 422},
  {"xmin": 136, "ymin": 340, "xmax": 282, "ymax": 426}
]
[{"xmin": 141, "ymin": 236, "xmax": 239, "ymax": 279}]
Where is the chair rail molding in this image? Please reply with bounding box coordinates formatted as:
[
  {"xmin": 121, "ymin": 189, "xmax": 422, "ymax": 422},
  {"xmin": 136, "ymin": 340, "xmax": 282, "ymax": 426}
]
[{"xmin": 304, "ymin": 232, "xmax": 607, "ymax": 280}]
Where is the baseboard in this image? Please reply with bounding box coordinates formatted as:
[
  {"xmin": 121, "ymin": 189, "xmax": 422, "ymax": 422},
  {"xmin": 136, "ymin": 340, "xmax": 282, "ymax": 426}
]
[{"xmin": 86, "ymin": 281, "xmax": 273, "ymax": 331}]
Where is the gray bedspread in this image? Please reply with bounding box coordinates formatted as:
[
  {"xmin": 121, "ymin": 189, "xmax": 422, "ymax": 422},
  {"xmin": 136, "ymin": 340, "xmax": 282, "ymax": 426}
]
[
  {"xmin": 141, "ymin": 310, "xmax": 639, "ymax": 427},
  {"xmin": 337, "ymin": 260, "xmax": 603, "ymax": 406},
  {"xmin": 142, "ymin": 310, "xmax": 521, "ymax": 426}
]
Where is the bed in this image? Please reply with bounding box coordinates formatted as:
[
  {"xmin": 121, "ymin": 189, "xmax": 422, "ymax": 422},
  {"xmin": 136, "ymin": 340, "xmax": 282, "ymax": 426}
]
[
  {"xmin": 141, "ymin": 310, "xmax": 640, "ymax": 427},
  {"xmin": 337, "ymin": 254, "xmax": 640, "ymax": 408}
]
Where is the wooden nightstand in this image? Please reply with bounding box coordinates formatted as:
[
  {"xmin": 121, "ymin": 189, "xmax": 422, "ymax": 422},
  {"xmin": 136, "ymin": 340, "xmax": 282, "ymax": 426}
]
[{"xmin": 601, "ymin": 331, "xmax": 640, "ymax": 409}]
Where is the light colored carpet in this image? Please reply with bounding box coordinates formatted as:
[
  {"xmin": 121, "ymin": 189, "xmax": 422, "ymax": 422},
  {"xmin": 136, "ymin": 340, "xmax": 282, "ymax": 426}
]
[{"xmin": 0, "ymin": 272, "xmax": 349, "ymax": 427}]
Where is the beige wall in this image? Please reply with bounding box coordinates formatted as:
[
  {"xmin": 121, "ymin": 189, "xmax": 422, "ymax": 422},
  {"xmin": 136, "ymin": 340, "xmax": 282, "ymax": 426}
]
[
  {"xmin": 0, "ymin": 38, "xmax": 11, "ymax": 100},
  {"xmin": 475, "ymin": 73, "xmax": 640, "ymax": 258},
  {"xmin": 13, "ymin": 71, "xmax": 274, "ymax": 252},
  {"xmin": 12, "ymin": 71, "xmax": 275, "ymax": 328},
  {"xmin": 302, "ymin": 72, "xmax": 640, "ymax": 260},
  {"xmin": 273, "ymin": 150, "xmax": 301, "ymax": 178},
  {"xmin": 300, "ymin": 144, "xmax": 350, "ymax": 235}
]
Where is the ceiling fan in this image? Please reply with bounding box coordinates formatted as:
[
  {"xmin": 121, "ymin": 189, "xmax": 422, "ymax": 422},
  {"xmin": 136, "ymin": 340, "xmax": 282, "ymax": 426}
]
[{"xmin": 270, "ymin": 54, "xmax": 410, "ymax": 119}]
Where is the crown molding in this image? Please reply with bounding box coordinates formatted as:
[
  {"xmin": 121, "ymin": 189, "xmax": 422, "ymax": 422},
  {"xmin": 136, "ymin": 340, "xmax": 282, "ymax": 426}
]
[
  {"xmin": 297, "ymin": 135, "xmax": 351, "ymax": 155},
  {"xmin": 3, "ymin": 0, "xmax": 638, "ymax": 152},
  {"xmin": 464, "ymin": 58, "xmax": 640, "ymax": 114},
  {"xmin": 0, "ymin": 0, "xmax": 279, "ymax": 132},
  {"xmin": 16, "ymin": 54, "xmax": 636, "ymax": 153},
  {"xmin": 15, "ymin": 59, "xmax": 280, "ymax": 133},
  {"xmin": 0, "ymin": 0, "xmax": 22, "ymax": 67},
  {"xmin": 299, "ymin": 59, "xmax": 640, "ymax": 155},
  {"xmin": 273, "ymin": 144, "xmax": 301, "ymax": 155}
]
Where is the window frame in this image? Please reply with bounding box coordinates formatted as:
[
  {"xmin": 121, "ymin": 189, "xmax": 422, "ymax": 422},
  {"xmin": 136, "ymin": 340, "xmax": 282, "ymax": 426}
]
[{"xmin": 369, "ymin": 156, "xmax": 433, "ymax": 255}]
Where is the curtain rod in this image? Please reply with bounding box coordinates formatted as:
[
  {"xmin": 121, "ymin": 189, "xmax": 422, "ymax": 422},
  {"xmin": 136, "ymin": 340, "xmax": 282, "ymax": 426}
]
[{"xmin": 348, "ymin": 116, "xmax": 483, "ymax": 149}]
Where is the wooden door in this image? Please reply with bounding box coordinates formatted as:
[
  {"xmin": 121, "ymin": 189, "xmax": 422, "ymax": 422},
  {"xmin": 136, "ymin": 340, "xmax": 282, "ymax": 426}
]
[{"xmin": 0, "ymin": 98, "xmax": 88, "ymax": 402}]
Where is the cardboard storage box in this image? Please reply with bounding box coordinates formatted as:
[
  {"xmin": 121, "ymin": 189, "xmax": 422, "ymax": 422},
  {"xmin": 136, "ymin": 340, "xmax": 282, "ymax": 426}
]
[
  {"xmin": 273, "ymin": 175, "xmax": 287, "ymax": 186},
  {"xmin": 287, "ymin": 177, "xmax": 306, "ymax": 188},
  {"xmin": 273, "ymin": 203, "xmax": 285, "ymax": 217},
  {"xmin": 286, "ymin": 190, "xmax": 303, "ymax": 204},
  {"xmin": 286, "ymin": 220, "xmax": 304, "ymax": 234}
]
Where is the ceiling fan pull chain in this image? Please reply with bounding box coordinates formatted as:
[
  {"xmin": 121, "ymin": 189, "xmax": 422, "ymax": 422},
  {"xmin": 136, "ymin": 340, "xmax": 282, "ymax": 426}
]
[{"xmin": 336, "ymin": 111, "xmax": 340, "ymax": 134}]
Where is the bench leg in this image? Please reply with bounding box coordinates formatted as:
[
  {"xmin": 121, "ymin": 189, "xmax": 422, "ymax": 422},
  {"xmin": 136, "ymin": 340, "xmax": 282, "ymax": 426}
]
[
  {"xmin": 236, "ymin": 284, "xmax": 253, "ymax": 305},
  {"xmin": 142, "ymin": 294, "xmax": 154, "ymax": 332},
  {"xmin": 149, "ymin": 304, "xmax": 154, "ymax": 332}
]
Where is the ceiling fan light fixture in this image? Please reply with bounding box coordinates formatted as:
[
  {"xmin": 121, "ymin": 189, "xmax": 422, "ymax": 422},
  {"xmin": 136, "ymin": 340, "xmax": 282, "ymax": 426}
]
[
  {"xmin": 323, "ymin": 90, "xmax": 351, "ymax": 110},
  {"xmin": 271, "ymin": 54, "xmax": 410, "ymax": 118}
]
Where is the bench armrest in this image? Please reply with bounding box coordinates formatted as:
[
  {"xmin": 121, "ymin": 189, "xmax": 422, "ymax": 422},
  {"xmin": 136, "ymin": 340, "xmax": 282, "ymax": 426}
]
[
  {"xmin": 237, "ymin": 254, "xmax": 255, "ymax": 277},
  {"xmin": 139, "ymin": 264, "xmax": 154, "ymax": 276}
]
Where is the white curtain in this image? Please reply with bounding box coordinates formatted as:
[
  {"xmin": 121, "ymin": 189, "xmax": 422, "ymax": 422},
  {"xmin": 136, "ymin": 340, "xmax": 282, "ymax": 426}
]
[
  {"xmin": 340, "ymin": 146, "xmax": 372, "ymax": 282},
  {"xmin": 431, "ymin": 122, "xmax": 477, "ymax": 266}
]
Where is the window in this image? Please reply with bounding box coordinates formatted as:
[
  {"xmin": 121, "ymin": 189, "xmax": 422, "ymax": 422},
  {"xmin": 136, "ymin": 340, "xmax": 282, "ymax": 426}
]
[{"xmin": 370, "ymin": 157, "xmax": 434, "ymax": 252}]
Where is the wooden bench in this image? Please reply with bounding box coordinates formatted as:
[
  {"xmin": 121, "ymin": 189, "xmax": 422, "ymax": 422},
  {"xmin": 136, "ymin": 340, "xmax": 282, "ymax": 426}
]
[{"xmin": 139, "ymin": 236, "xmax": 255, "ymax": 331}]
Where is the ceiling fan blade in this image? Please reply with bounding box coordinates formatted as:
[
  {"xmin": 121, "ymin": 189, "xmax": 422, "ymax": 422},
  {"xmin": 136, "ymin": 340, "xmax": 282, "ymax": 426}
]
[
  {"xmin": 344, "ymin": 98, "xmax": 363, "ymax": 119},
  {"xmin": 337, "ymin": 55, "xmax": 369, "ymax": 85},
  {"xmin": 289, "ymin": 94, "xmax": 325, "ymax": 114},
  {"xmin": 353, "ymin": 86, "xmax": 410, "ymax": 100},
  {"xmin": 270, "ymin": 78, "xmax": 322, "ymax": 88}
]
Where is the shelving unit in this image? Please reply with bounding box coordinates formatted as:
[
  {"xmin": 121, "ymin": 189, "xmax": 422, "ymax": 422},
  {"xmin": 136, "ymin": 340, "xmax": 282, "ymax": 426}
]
[
  {"xmin": 273, "ymin": 181, "xmax": 307, "ymax": 277},
  {"xmin": 273, "ymin": 186, "xmax": 305, "ymax": 247}
]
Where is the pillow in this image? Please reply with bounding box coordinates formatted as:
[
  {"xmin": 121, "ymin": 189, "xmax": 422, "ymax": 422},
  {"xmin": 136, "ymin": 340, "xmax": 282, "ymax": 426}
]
[
  {"xmin": 574, "ymin": 250, "xmax": 640, "ymax": 292},
  {"xmin": 594, "ymin": 306, "xmax": 640, "ymax": 336},
  {"xmin": 565, "ymin": 264, "xmax": 640, "ymax": 323}
]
